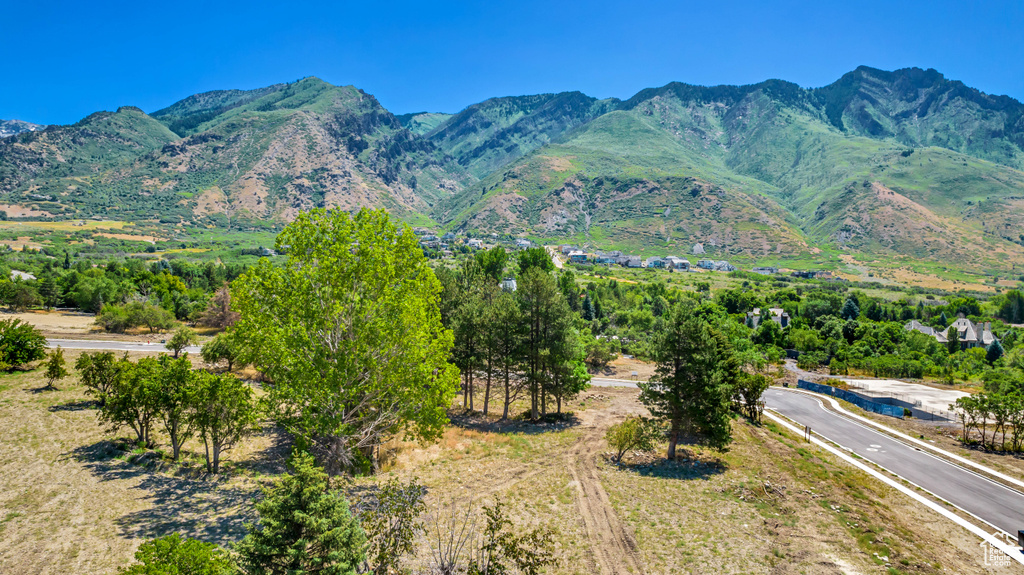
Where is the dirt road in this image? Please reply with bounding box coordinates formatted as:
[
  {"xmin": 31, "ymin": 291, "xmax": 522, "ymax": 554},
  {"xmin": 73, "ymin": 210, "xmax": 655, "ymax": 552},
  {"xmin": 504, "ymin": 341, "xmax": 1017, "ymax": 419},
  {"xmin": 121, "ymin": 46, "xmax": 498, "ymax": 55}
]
[{"xmin": 564, "ymin": 390, "xmax": 646, "ymax": 575}]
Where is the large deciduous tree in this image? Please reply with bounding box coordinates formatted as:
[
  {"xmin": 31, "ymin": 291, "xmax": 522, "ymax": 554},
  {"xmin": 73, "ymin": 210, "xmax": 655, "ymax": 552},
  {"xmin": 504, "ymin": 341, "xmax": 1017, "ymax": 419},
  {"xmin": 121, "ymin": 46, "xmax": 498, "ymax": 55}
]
[
  {"xmin": 640, "ymin": 302, "xmax": 740, "ymax": 458},
  {"xmin": 232, "ymin": 208, "xmax": 459, "ymax": 474}
]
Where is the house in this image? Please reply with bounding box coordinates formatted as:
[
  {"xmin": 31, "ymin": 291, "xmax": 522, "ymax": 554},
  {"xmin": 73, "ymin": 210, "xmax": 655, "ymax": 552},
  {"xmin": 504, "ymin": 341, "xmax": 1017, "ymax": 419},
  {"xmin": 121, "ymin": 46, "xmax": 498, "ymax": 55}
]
[
  {"xmin": 514, "ymin": 238, "xmax": 532, "ymax": 249},
  {"xmin": 697, "ymin": 259, "xmax": 715, "ymax": 270},
  {"xmin": 663, "ymin": 256, "xmax": 690, "ymax": 270},
  {"xmin": 645, "ymin": 256, "xmax": 665, "ymax": 268},
  {"xmin": 791, "ymin": 270, "xmax": 817, "ymax": 279},
  {"xmin": 560, "ymin": 245, "xmax": 580, "ymax": 255},
  {"xmin": 625, "ymin": 256, "xmax": 642, "ymax": 268},
  {"xmin": 594, "ymin": 251, "xmax": 621, "ymax": 264},
  {"xmin": 904, "ymin": 316, "xmax": 998, "ymax": 349},
  {"xmin": 568, "ymin": 250, "xmax": 588, "ymax": 264},
  {"xmin": 904, "ymin": 320, "xmax": 948, "ymax": 343},
  {"xmin": 500, "ymin": 277, "xmax": 518, "ymax": 292},
  {"xmin": 441, "ymin": 232, "xmax": 457, "ymax": 241},
  {"xmin": 746, "ymin": 307, "xmax": 791, "ymax": 329},
  {"xmin": 467, "ymin": 238, "xmax": 484, "ymax": 249},
  {"xmin": 713, "ymin": 261, "xmax": 736, "ymax": 272},
  {"xmin": 752, "ymin": 266, "xmax": 778, "ymax": 275}
]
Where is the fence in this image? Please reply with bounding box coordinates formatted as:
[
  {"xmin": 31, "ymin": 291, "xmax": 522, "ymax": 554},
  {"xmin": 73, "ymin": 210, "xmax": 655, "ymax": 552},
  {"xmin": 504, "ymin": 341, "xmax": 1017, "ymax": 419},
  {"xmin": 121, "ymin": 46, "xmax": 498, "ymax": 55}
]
[
  {"xmin": 841, "ymin": 381, "xmax": 955, "ymax": 423},
  {"xmin": 797, "ymin": 380, "xmax": 904, "ymax": 419}
]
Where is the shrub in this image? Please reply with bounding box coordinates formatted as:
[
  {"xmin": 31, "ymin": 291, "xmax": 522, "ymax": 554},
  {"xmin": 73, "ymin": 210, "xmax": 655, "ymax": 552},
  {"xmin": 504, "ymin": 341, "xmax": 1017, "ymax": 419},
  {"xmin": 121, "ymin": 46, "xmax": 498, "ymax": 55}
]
[
  {"xmin": 118, "ymin": 533, "xmax": 233, "ymax": 575},
  {"xmin": 605, "ymin": 416, "xmax": 662, "ymax": 462},
  {"xmin": 0, "ymin": 318, "xmax": 46, "ymax": 370}
]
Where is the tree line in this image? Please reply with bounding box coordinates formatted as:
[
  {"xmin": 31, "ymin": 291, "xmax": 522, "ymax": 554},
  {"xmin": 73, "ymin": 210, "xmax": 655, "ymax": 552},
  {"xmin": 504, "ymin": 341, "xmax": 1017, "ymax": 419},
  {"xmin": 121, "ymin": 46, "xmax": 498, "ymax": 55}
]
[
  {"xmin": 77, "ymin": 351, "xmax": 258, "ymax": 472},
  {"xmin": 437, "ymin": 250, "xmax": 590, "ymax": 421}
]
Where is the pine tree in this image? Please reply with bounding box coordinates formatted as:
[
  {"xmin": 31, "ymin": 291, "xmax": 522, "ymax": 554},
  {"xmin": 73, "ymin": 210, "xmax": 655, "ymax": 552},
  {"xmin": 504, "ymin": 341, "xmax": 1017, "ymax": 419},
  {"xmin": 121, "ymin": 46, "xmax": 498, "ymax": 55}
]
[
  {"xmin": 987, "ymin": 340, "xmax": 1005, "ymax": 364},
  {"xmin": 639, "ymin": 303, "xmax": 739, "ymax": 458},
  {"xmin": 236, "ymin": 451, "xmax": 366, "ymax": 575},
  {"xmin": 582, "ymin": 294, "xmax": 595, "ymax": 321},
  {"xmin": 840, "ymin": 298, "xmax": 860, "ymax": 320},
  {"xmin": 63, "ymin": 251, "xmax": 71, "ymax": 270}
]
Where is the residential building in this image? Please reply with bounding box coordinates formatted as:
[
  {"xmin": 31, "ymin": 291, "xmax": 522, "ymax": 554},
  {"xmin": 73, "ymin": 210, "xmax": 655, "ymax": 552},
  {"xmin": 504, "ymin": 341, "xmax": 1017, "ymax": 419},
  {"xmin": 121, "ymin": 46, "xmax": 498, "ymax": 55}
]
[
  {"xmin": 500, "ymin": 277, "xmax": 517, "ymax": 292},
  {"xmin": 904, "ymin": 316, "xmax": 998, "ymax": 350},
  {"xmin": 713, "ymin": 261, "xmax": 736, "ymax": 272},
  {"xmin": 662, "ymin": 256, "xmax": 690, "ymax": 270},
  {"xmin": 625, "ymin": 256, "xmax": 642, "ymax": 268},
  {"xmin": 746, "ymin": 307, "xmax": 791, "ymax": 329},
  {"xmin": 697, "ymin": 259, "xmax": 715, "ymax": 270},
  {"xmin": 752, "ymin": 266, "xmax": 778, "ymax": 275},
  {"xmin": 514, "ymin": 238, "xmax": 532, "ymax": 249},
  {"xmin": 645, "ymin": 256, "xmax": 664, "ymax": 268},
  {"xmin": 568, "ymin": 250, "xmax": 588, "ymax": 264},
  {"xmin": 467, "ymin": 238, "xmax": 484, "ymax": 249},
  {"xmin": 594, "ymin": 251, "xmax": 621, "ymax": 264}
]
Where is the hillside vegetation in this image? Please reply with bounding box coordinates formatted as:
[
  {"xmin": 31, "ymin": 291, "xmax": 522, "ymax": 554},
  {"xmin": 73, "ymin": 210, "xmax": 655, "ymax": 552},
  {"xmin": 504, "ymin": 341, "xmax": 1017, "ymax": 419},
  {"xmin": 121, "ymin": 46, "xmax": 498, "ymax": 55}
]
[{"xmin": 2, "ymin": 66, "xmax": 1024, "ymax": 276}]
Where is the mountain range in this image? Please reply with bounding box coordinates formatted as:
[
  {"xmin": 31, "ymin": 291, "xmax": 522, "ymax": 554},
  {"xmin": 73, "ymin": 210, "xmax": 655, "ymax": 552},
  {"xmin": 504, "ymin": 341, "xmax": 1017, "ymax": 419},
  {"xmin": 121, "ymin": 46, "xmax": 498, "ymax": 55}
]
[{"xmin": 2, "ymin": 66, "xmax": 1024, "ymax": 275}]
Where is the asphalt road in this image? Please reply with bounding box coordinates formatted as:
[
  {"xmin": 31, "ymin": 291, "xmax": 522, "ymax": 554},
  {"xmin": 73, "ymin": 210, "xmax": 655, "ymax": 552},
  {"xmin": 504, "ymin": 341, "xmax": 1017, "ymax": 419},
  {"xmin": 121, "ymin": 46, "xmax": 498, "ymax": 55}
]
[
  {"xmin": 46, "ymin": 338, "xmax": 202, "ymax": 355},
  {"xmin": 766, "ymin": 388, "xmax": 1024, "ymax": 536}
]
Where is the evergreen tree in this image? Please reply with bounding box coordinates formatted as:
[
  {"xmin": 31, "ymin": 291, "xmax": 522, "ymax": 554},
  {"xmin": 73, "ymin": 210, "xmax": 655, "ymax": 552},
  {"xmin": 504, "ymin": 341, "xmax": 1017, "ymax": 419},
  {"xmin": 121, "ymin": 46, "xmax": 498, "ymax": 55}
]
[
  {"xmin": 39, "ymin": 275, "xmax": 60, "ymax": 310},
  {"xmin": 582, "ymin": 293, "xmax": 595, "ymax": 321},
  {"xmin": 987, "ymin": 340, "xmax": 1005, "ymax": 364},
  {"xmin": 639, "ymin": 303, "xmax": 739, "ymax": 458},
  {"xmin": 946, "ymin": 326, "xmax": 961, "ymax": 355},
  {"xmin": 840, "ymin": 297, "xmax": 860, "ymax": 320},
  {"xmin": 62, "ymin": 251, "xmax": 71, "ymax": 270},
  {"xmin": 236, "ymin": 451, "xmax": 366, "ymax": 575}
]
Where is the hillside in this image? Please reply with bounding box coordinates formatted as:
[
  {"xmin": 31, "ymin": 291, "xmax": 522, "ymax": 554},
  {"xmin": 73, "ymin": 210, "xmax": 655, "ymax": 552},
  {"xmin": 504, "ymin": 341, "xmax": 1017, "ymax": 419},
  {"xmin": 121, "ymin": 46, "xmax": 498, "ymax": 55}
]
[
  {"xmin": 0, "ymin": 119, "xmax": 45, "ymax": 138},
  {"xmin": 0, "ymin": 78, "xmax": 470, "ymax": 226},
  {"xmin": 1, "ymin": 68, "xmax": 1024, "ymax": 276}
]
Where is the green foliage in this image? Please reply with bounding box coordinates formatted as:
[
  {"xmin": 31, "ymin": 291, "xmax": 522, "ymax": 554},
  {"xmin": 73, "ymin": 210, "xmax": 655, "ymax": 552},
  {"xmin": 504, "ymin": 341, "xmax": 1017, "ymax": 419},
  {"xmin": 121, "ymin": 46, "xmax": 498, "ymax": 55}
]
[
  {"xmin": 517, "ymin": 247, "xmax": 554, "ymax": 276},
  {"xmin": 76, "ymin": 351, "xmax": 120, "ymax": 405},
  {"xmin": 733, "ymin": 372, "xmax": 771, "ymax": 422},
  {"xmin": 640, "ymin": 302, "xmax": 740, "ymax": 457},
  {"xmin": 98, "ymin": 302, "xmax": 176, "ymax": 334},
  {"xmin": 155, "ymin": 355, "xmax": 198, "ymax": 461},
  {"xmin": 840, "ymin": 297, "xmax": 861, "ymax": 320},
  {"xmin": 99, "ymin": 356, "xmax": 161, "ymax": 447},
  {"xmin": 118, "ymin": 533, "xmax": 234, "ymax": 575},
  {"xmin": 474, "ymin": 246, "xmax": 509, "ymax": 282},
  {"xmin": 0, "ymin": 318, "xmax": 46, "ymax": 370},
  {"xmin": 358, "ymin": 478, "xmax": 427, "ymax": 575},
  {"xmin": 235, "ymin": 451, "xmax": 366, "ymax": 575},
  {"xmin": 469, "ymin": 501, "xmax": 555, "ymax": 575},
  {"xmin": 43, "ymin": 346, "xmax": 69, "ymax": 390},
  {"xmin": 232, "ymin": 208, "xmax": 458, "ymax": 474},
  {"xmin": 605, "ymin": 415, "xmax": 663, "ymax": 462},
  {"xmin": 190, "ymin": 372, "xmax": 259, "ymax": 473},
  {"xmin": 166, "ymin": 326, "xmax": 198, "ymax": 358},
  {"xmin": 200, "ymin": 331, "xmax": 246, "ymax": 372}
]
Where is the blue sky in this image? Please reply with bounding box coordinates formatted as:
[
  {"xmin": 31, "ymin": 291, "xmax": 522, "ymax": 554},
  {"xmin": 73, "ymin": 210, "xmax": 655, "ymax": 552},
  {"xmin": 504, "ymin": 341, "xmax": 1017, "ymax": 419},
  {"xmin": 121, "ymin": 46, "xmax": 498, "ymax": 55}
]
[{"xmin": 3, "ymin": 0, "xmax": 1023, "ymax": 125}]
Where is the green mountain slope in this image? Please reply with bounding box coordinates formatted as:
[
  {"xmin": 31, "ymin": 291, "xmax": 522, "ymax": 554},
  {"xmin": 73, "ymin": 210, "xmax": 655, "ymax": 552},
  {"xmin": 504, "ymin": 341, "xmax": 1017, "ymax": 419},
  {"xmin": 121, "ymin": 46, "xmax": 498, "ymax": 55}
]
[
  {"xmin": 427, "ymin": 92, "xmax": 618, "ymax": 178},
  {"xmin": 2, "ymin": 67, "xmax": 1023, "ymax": 276},
  {"xmin": 0, "ymin": 78, "xmax": 471, "ymax": 225}
]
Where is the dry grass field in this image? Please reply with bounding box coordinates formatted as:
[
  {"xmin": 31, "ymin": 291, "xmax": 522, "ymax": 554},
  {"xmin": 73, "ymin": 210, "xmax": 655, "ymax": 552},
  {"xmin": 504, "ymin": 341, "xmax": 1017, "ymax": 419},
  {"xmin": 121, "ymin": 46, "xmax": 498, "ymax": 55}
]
[{"xmin": 0, "ymin": 354, "xmax": 1017, "ymax": 574}]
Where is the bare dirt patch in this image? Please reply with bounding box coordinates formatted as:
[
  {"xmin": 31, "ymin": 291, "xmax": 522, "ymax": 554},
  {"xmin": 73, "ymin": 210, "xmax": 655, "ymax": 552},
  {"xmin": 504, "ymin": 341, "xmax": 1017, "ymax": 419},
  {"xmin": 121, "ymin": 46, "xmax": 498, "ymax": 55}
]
[{"xmin": 0, "ymin": 310, "xmax": 98, "ymax": 336}]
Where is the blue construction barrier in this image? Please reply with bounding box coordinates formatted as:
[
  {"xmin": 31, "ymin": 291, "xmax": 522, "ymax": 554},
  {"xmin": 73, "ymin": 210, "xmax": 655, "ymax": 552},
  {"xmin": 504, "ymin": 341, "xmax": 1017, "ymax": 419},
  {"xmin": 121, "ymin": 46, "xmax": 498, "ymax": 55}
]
[{"xmin": 797, "ymin": 380, "xmax": 904, "ymax": 419}]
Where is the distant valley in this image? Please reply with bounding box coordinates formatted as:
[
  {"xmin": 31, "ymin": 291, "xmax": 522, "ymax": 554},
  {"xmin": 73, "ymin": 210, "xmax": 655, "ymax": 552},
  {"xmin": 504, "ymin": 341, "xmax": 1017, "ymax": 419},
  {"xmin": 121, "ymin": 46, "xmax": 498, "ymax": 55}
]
[{"xmin": 3, "ymin": 66, "xmax": 1024, "ymax": 280}]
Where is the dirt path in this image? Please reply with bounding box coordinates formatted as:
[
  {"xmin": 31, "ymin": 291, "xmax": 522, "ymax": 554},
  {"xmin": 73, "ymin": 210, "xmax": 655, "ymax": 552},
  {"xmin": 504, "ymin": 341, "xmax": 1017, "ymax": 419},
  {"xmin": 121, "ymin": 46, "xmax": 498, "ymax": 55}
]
[{"xmin": 564, "ymin": 391, "xmax": 645, "ymax": 575}]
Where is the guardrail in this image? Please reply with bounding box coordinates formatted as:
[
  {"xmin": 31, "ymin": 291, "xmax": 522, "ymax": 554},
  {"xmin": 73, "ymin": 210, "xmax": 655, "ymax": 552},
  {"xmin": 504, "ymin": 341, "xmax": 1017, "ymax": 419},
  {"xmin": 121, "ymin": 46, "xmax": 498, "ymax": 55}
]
[{"xmin": 797, "ymin": 380, "xmax": 904, "ymax": 419}]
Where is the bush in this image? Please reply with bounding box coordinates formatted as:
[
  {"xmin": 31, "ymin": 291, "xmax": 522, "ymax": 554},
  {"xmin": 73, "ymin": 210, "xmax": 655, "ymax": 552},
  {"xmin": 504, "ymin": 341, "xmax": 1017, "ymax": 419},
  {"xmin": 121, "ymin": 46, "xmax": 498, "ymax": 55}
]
[
  {"xmin": 605, "ymin": 416, "xmax": 662, "ymax": 462},
  {"xmin": 118, "ymin": 533, "xmax": 233, "ymax": 574},
  {"xmin": 0, "ymin": 318, "xmax": 46, "ymax": 370},
  {"xmin": 97, "ymin": 302, "xmax": 176, "ymax": 333}
]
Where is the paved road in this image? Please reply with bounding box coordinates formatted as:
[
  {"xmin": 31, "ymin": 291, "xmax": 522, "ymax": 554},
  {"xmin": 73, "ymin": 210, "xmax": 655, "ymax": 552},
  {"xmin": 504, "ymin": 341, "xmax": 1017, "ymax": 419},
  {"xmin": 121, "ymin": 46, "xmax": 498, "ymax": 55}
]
[
  {"xmin": 766, "ymin": 388, "xmax": 1024, "ymax": 536},
  {"xmin": 46, "ymin": 338, "xmax": 202, "ymax": 355}
]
